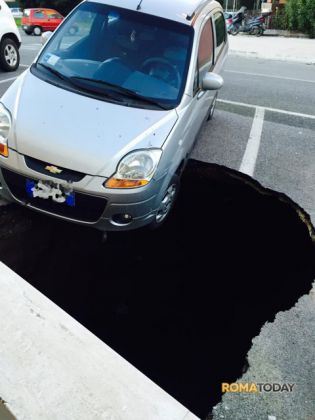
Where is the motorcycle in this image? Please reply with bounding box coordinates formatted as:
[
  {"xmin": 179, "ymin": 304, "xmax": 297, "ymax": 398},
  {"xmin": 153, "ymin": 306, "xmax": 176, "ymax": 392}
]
[{"xmin": 228, "ymin": 12, "xmax": 270, "ymax": 36}]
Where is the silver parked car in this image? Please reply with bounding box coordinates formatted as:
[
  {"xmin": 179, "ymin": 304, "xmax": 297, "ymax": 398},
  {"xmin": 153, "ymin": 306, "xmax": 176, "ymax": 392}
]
[{"xmin": 0, "ymin": 0, "xmax": 228, "ymax": 231}]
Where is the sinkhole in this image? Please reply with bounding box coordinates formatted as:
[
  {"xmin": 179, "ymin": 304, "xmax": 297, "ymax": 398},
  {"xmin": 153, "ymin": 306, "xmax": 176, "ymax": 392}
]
[{"xmin": 0, "ymin": 159, "xmax": 314, "ymax": 419}]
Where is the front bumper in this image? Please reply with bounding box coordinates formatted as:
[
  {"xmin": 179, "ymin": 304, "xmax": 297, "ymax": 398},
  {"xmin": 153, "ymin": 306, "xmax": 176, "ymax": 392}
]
[{"xmin": 0, "ymin": 150, "xmax": 166, "ymax": 231}]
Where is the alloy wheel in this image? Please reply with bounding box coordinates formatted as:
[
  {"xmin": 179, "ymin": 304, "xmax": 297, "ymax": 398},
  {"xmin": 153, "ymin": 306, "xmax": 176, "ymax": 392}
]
[
  {"xmin": 4, "ymin": 44, "xmax": 17, "ymax": 68},
  {"xmin": 156, "ymin": 184, "xmax": 177, "ymax": 224}
]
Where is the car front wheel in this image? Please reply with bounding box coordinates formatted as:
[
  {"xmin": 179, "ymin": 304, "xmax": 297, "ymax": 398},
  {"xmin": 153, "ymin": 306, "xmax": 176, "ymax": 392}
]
[
  {"xmin": 0, "ymin": 38, "xmax": 20, "ymax": 72},
  {"xmin": 150, "ymin": 176, "xmax": 179, "ymax": 229}
]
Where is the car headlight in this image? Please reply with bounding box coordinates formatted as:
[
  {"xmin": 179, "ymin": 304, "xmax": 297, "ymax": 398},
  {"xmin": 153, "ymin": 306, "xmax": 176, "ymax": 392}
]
[
  {"xmin": 0, "ymin": 103, "xmax": 11, "ymax": 158},
  {"xmin": 105, "ymin": 149, "xmax": 162, "ymax": 189}
]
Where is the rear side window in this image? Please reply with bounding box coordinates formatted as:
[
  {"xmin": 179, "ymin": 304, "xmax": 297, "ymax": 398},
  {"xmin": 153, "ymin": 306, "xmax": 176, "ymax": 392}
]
[
  {"xmin": 23, "ymin": 10, "xmax": 31, "ymax": 17},
  {"xmin": 45, "ymin": 10, "xmax": 63, "ymax": 19},
  {"xmin": 214, "ymin": 12, "xmax": 226, "ymax": 57}
]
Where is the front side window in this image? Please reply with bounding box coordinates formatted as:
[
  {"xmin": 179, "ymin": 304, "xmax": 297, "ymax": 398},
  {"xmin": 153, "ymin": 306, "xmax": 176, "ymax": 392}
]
[
  {"xmin": 194, "ymin": 18, "xmax": 214, "ymax": 94},
  {"xmin": 33, "ymin": 10, "xmax": 45, "ymax": 19},
  {"xmin": 33, "ymin": 2, "xmax": 194, "ymax": 110}
]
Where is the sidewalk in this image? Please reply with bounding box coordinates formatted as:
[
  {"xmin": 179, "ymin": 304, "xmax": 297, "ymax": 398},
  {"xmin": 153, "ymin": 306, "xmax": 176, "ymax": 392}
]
[{"xmin": 228, "ymin": 35, "xmax": 315, "ymax": 64}]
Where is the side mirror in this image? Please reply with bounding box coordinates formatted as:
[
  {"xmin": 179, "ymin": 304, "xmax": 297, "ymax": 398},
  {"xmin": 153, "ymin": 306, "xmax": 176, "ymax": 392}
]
[
  {"xmin": 41, "ymin": 31, "xmax": 53, "ymax": 45},
  {"xmin": 202, "ymin": 72, "xmax": 224, "ymax": 90}
]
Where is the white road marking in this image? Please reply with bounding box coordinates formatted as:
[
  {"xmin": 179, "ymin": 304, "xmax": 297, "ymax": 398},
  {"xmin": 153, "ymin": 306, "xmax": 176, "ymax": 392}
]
[
  {"xmin": 239, "ymin": 107, "xmax": 265, "ymax": 176},
  {"xmin": 20, "ymin": 45, "xmax": 41, "ymax": 51},
  {"xmin": 21, "ymin": 43, "xmax": 41, "ymax": 47},
  {"xmin": 0, "ymin": 77, "xmax": 17, "ymax": 84},
  {"xmin": 20, "ymin": 64, "xmax": 29, "ymax": 68},
  {"xmin": 225, "ymin": 69, "xmax": 315, "ymax": 84},
  {"xmin": 218, "ymin": 99, "xmax": 315, "ymax": 120}
]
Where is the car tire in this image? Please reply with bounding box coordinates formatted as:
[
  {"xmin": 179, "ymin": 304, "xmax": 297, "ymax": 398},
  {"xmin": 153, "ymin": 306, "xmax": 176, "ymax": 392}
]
[
  {"xmin": 0, "ymin": 38, "xmax": 20, "ymax": 72},
  {"xmin": 207, "ymin": 92, "xmax": 218, "ymax": 121},
  {"xmin": 149, "ymin": 175, "xmax": 180, "ymax": 229},
  {"xmin": 33, "ymin": 26, "xmax": 42, "ymax": 36},
  {"xmin": 24, "ymin": 30, "xmax": 32, "ymax": 35}
]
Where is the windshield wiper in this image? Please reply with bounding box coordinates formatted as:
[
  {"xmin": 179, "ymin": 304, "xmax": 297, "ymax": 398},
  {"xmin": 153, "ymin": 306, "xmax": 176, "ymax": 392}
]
[
  {"xmin": 36, "ymin": 64, "xmax": 125, "ymax": 103},
  {"xmin": 70, "ymin": 76, "xmax": 169, "ymax": 110},
  {"xmin": 36, "ymin": 62, "xmax": 69, "ymax": 82}
]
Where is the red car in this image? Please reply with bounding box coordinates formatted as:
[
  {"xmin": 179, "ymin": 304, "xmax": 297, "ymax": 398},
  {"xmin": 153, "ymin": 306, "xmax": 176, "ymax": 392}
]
[{"xmin": 22, "ymin": 8, "xmax": 63, "ymax": 36}]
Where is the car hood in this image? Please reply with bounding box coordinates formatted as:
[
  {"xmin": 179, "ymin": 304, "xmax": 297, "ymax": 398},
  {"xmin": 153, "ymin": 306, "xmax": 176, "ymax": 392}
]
[{"xmin": 5, "ymin": 71, "xmax": 178, "ymax": 177}]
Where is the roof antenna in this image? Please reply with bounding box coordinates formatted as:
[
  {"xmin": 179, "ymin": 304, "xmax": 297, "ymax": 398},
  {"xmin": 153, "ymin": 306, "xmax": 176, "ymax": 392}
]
[{"xmin": 136, "ymin": 0, "xmax": 143, "ymax": 10}]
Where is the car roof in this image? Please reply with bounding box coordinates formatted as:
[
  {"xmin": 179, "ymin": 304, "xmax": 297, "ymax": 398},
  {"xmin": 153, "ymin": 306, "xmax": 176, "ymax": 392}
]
[{"xmin": 88, "ymin": 0, "xmax": 214, "ymax": 25}]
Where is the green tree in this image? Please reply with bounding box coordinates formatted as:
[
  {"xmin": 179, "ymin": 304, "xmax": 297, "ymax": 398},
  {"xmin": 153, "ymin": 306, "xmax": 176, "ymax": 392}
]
[{"xmin": 285, "ymin": 0, "xmax": 315, "ymax": 37}]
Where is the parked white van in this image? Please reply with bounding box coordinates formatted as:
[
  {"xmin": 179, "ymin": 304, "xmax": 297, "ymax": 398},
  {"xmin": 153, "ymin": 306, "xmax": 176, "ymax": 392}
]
[{"xmin": 0, "ymin": 0, "xmax": 21, "ymax": 71}]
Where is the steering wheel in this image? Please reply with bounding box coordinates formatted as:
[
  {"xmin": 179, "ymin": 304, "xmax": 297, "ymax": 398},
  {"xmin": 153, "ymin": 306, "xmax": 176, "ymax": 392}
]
[
  {"xmin": 141, "ymin": 57, "xmax": 181, "ymax": 90},
  {"xmin": 94, "ymin": 56, "xmax": 122, "ymax": 77}
]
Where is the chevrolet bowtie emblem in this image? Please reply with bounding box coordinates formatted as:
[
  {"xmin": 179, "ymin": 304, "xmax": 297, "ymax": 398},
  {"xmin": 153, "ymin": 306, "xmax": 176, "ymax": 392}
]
[{"xmin": 45, "ymin": 165, "xmax": 63, "ymax": 174}]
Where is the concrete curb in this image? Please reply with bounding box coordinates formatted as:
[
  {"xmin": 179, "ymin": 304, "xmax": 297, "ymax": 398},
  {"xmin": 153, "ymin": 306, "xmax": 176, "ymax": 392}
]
[
  {"xmin": 235, "ymin": 30, "xmax": 309, "ymax": 38},
  {"xmin": 263, "ymin": 30, "xmax": 309, "ymax": 38}
]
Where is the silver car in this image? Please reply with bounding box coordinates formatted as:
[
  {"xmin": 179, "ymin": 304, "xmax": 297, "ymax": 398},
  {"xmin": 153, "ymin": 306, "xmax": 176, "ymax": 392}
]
[{"xmin": 0, "ymin": 0, "xmax": 228, "ymax": 231}]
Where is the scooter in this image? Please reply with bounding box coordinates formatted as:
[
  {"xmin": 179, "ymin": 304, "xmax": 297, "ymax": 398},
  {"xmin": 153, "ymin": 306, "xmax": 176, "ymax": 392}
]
[{"xmin": 228, "ymin": 13, "xmax": 269, "ymax": 36}]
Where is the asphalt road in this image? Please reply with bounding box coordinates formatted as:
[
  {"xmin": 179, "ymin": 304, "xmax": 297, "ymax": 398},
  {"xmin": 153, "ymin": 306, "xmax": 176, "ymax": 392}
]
[
  {"xmin": 1, "ymin": 32, "xmax": 315, "ymax": 223},
  {"xmin": 194, "ymin": 55, "xmax": 315, "ymax": 224}
]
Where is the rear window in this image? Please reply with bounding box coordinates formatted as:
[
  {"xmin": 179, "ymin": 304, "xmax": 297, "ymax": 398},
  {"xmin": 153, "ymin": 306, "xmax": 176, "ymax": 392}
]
[{"xmin": 23, "ymin": 9, "xmax": 31, "ymax": 17}]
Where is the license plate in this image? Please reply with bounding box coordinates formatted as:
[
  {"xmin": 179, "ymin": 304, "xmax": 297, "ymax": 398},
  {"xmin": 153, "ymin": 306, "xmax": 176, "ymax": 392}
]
[{"xmin": 26, "ymin": 179, "xmax": 75, "ymax": 207}]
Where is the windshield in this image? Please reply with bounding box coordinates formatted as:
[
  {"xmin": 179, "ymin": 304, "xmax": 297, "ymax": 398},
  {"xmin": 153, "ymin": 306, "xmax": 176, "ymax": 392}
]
[{"xmin": 34, "ymin": 2, "xmax": 193, "ymax": 110}]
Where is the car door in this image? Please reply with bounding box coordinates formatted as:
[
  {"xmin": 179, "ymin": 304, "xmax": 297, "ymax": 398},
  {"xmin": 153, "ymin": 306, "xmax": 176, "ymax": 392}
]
[
  {"xmin": 52, "ymin": 12, "xmax": 64, "ymax": 31},
  {"xmin": 32, "ymin": 10, "xmax": 46, "ymax": 30},
  {"xmin": 42, "ymin": 10, "xmax": 54, "ymax": 31},
  {"xmin": 46, "ymin": 10, "xmax": 63, "ymax": 32}
]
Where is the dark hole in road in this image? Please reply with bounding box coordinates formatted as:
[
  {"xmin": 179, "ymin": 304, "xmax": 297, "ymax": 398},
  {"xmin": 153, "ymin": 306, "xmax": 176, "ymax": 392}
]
[{"xmin": 0, "ymin": 159, "xmax": 314, "ymax": 419}]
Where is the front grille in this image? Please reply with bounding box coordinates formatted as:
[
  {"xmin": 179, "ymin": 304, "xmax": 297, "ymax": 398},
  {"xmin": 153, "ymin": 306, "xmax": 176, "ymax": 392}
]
[
  {"xmin": 2, "ymin": 168, "xmax": 107, "ymax": 223},
  {"xmin": 24, "ymin": 155, "xmax": 85, "ymax": 182}
]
